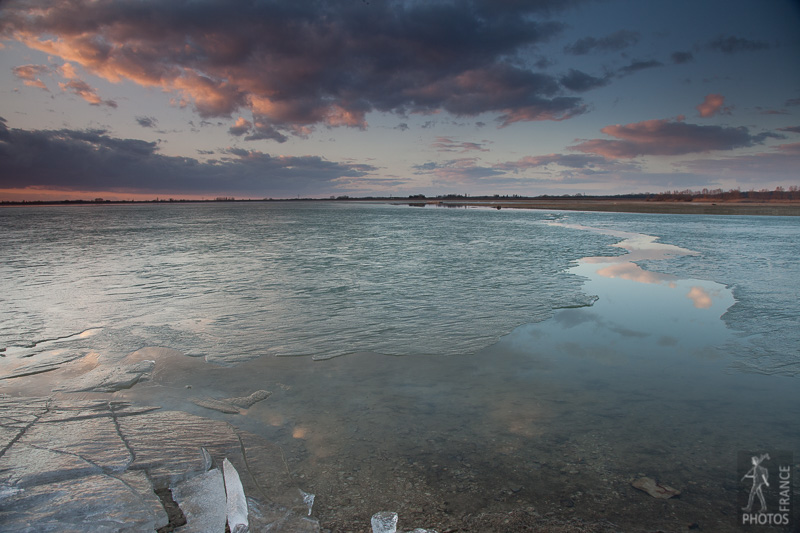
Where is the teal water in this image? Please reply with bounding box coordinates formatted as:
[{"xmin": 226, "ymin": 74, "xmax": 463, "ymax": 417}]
[{"xmin": 1, "ymin": 202, "xmax": 798, "ymax": 531}]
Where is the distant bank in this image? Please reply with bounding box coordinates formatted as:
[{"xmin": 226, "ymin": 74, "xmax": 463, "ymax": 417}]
[
  {"xmin": 388, "ymin": 198, "xmax": 800, "ymax": 216},
  {"xmin": 3, "ymin": 193, "xmax": 800, "ymax": 216}
]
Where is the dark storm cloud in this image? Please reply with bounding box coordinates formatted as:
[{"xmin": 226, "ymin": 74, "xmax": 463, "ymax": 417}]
[
  {"xmin": 0, "ymin": 120, "xmax": 376, "ymax": 195},
  {"xmin": 559, "ymin": 69, "xmax": 610, "ymax": 92},
  {"xmin": 0, "ymin": 0, "xmax": 590, "ymax": 138},
  {"xmin": 563, "ymin": 30, "xmax": 640, "ymax": 55},
  {"xmin": 707, "ymin": 35, "xmax": 771, "ymax": 54}
]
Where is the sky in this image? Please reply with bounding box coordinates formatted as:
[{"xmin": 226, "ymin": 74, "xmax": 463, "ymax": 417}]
[{"xmin": 0, "ymin": 0, "xmax": 798, "ymax": 201}]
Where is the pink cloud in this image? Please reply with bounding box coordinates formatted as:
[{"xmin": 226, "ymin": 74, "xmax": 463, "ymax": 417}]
[
  {"xmin": 58, "ymin": 79, "xmax": 117, "ymax": 108},
  {"xmin": 696, "ymin": 93, "xmax": 731, "ymax": 117},
  {"xmin": 571, "ymin": 117, "xmax": 758, "ymax": 159},
  {"xmin": 777, "ymin": 142, "xmax": 800, "ymax": 154},
  {"xmin": 11, "ymin": 65, "xmax": 50, "ymax": 91}
]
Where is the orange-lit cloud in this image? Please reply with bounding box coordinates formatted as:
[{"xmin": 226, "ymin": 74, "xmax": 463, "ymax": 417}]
[
  {"xmin": 58, "ymin": 79, "xmax": 117, "ymax": 107},
  {"xmin": 12, "ymin": 65, "xmax": 50, "ymax": 90},
  {"xmin": 696, "ymin": 94, "xmax": 732, "ymax": 117},
  {"xmin": 1, "ymin": 1, "xmax": 587, "ymax": 140}
]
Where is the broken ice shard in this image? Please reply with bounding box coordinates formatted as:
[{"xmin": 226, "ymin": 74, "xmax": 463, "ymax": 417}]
[
  {"xmin": 223, "ymin": 458, "xmax": 249, "ymax": 533},
  {"xmin": 371, "ymin": 511, "xmax": 398, "ymax": 533},
  {"xmin": 299, "ymin": 488, "xmax": 315, "ymax": 516}
]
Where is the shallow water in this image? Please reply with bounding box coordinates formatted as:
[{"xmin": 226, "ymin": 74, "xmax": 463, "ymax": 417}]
[{"xmin": 1, "ymin": 202, "xmax": 798, "ymax": 531}]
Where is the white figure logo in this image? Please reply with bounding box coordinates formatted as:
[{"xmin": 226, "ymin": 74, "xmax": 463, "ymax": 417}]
[{"xmin": 742, "ymin": 453, "xmax": 770, "ymax": 513}]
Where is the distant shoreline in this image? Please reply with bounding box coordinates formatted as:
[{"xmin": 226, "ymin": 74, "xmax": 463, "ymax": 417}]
[
  {"xmin": 389, "ymin": 198, "xmax": 800, "ymax": 216},
  {"xmin": 2, "ymin": 196, "xmax": 800, "ymax": 216}
]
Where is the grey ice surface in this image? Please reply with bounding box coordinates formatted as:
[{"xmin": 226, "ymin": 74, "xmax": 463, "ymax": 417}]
[
  {"xmin": 53, "ymin": 360, "xmax": 155, "ymax": 392},
  {"xmin": 0, "ymin": 396, "xmax": 319, "ymax": 532},
  {"xmin": 0, "ymin": 351, "xmax": 86, "ymax": 381}
]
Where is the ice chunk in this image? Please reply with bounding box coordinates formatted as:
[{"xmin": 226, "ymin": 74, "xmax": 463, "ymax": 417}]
[
  {"xmin": 191, "ymin": 390, "xmax": 272, "ymax": 414},
  {"xmin": 223, "ymin": 458, "xmax": 249, "ymax": 533},
  {"xmin": 299, "ymin": 488, "xmax": 315, "ymax": 516},
  {"xmin": 171, "ymin": 468, "xmax": 227, "ymax": 533},
  {"xmin": 225, "ymin": 390, "xmax": 272, "ymax": 408},
  {"xmin": 191, "ymin": 397, "xmax": 240, "ymax": 414},
  {"xmin": 200, "ymin": 447, "xmax": 213, "ymax": 472},
  {"xmin": 371, "ymin": 511, "xmax": 398, "ymax": 533}
]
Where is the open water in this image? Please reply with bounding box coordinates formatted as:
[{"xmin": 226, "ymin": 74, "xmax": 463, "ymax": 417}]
[{"xmin": 1, "ymin": 201, "xmax": 798, "ymax": 531}]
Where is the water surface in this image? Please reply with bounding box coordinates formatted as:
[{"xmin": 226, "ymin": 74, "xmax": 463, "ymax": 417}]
[{"xmin": 1, "ymin": 202, "xmax": 798, "ymax": 531}]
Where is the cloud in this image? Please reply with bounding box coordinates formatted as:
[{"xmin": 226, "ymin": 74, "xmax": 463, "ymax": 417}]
[
  {"xmin": 1, "ymin": 0, "xmax": 589, "ymax": 139},
  {"xmin": 228, "ymin": 117, "xmax": 253, "ymax": 136},
  {"xmin": 394, "ymin": 123, "xmax": 409, "ymax": 131},
  {"xmin": 0, "ymin": 120, "xmax": 376, "ymax": 196},
  {"xmin": 757, "ymin": 107, "xmax": 789, "ymax": 115},
  {"xmin": 244, "ymin": 118, "xmax": 290, "ymax": 143},
  {"xmin": 559, "ymin": 69, "xmax": 610, "ymax": 92},
  {"xmin": 696, "ymin": 94, "xmax": 732, "ymax": 118},
  {"xmin": 563, "ymin": 30, "xmax": 639, "ymax": 55},
  {"xmin": 12, "ymin": 64, "xmax": 51, "ymax": 90},
  {"xmin": 431, "ymin": 137, "xmax": 490, "ymax": 153},
  {"xmin": 671, "ymin": 51, "xmax": 694, "ymax": 64},
  {"xmin": 785, "ymin": 98, "xmax": 800, "ymax": 107},
  {"xmin": 496, "ymin": 153, "xmax": 613, "ymax": 171},
  {"xmin": 58, "ymin": 79, "xmax": 117, "ymax": 108},
  {"xmin": 778, "ymin": 126, "xmax": 800, "ymax": 134},
  {"xmin": 571, "ymin": 117, "xmax": 764, "ymax": 159},
  {"xmin": 680, "ymin": 142, "xmax": 800, "ymax": 180},
  {"xmin": 618, "ymin": 59, "xmax": 663, "ymax": 76},
  {"xmin": 777, "ymin": 142, "xmax": 800, "ymax": 154},
  {"xmin": 708, "ymin": 35, "xmax": 771, "ymax": 54},
  {"xmin": 136, "ymin": 116, "xmax": 158, "ymax": 128},
  {"xmin": 412, "ymin": 158, "xmax": 505, "ymax": 183}
]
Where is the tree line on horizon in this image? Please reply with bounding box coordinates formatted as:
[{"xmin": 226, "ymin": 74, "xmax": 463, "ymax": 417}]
[{"xmin": 2, "ymin": 186, "xmax": 798, "ymax": 206}]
